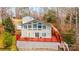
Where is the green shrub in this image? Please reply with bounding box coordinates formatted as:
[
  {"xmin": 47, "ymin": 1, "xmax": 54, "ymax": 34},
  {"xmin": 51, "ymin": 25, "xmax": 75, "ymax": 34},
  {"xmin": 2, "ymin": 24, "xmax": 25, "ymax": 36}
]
[
  {"xmin": 3, "ymin": 32, "xmax": 12, "ymax": 48},
  {"xmin": 63, "ymin": 34, "xmax": 75, "ymax": 47},
  {"xmin": 2, "ymin": 17, "xmax": 15, "ymax": 34},
  {"xmin": 43, "ymin": 10, "xmax": 56, "ymax": 23}
]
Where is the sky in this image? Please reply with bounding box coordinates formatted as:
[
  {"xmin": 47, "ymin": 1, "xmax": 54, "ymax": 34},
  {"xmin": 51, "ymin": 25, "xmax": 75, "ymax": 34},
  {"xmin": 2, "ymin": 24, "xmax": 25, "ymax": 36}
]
[{"xmin": 29, "ymin": 7, "xmax": 45, "ymax": 13}]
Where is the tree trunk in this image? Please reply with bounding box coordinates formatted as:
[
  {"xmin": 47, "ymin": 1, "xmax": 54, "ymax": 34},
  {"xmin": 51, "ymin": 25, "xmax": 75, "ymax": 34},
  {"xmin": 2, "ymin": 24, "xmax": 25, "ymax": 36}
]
[
  {"xmin": 75, "ymin": 8, "xmax": 78, "ymax": 44},
  {"xmin": 56, "ymin": 8, "xmax": 61, "ymax": 31},
  {"xmin": 69, "ymin": 13, "xmax": 72, "ymax": 29}
]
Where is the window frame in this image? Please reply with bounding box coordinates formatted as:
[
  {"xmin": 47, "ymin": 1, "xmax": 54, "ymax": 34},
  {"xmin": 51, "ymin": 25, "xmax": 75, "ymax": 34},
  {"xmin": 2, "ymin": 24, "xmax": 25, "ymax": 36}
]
[
  {"xmin": 35, "ymin": 32, "xmax": 39, "ymax": 38},
  {"xmin": 28, "ymin": 23, "xmax": 32, "ymax": 30},
  {"xmin": 42, "ymin": 33, "xmax": 46, "ymax": 37},
  {"xmin": 38, "ymin": 22, "xmax": 42, "ymax": 30},
  {"xmin": 43, "ymin": 25, "xmax": 46, "ymax": 29},
  {"xmin": 33, "ymin": 23, "xmax": 37, "ymax": 29},
  {"xmin": 23, "ymin": 24, "xmax": 27, "ymax": 29}
]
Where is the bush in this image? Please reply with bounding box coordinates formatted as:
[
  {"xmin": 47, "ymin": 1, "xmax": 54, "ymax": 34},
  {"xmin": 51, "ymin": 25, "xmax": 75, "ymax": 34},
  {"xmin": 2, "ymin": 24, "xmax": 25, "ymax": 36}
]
[
  {"xmin": 2, "ymin": 17, "xmax": 15, "ymax": 34},
  {"xmin": 43, "ymin": 10, "xmax": 56, "ymax": 23},
  {"xmin": 63, "ymin": 34, "xmax": 75, "ymax": 47},
  {"xmin": 3, "ymin": 32, "xmax": 12, "ymax": 48}
]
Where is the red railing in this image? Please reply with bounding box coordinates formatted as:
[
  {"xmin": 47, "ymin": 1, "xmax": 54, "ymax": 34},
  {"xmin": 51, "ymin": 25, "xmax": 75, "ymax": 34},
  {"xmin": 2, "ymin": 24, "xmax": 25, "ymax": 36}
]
[{"xmin": 16, "ymin": 35, "xmax": 61, "ymax": 42}]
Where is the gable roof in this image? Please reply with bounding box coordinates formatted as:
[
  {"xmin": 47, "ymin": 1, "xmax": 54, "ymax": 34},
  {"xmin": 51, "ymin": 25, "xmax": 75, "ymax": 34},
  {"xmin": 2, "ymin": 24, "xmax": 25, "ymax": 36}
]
[{"xmin": 22, "ymin": 16, "xmax": 34, "ymax": 24}]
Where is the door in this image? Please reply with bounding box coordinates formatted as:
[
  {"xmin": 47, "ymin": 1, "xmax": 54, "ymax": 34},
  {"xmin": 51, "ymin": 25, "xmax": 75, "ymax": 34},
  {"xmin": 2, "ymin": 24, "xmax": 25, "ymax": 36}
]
[{"xmin": 35, "ymin": 32, "xmax": 39, "ymax": 38}]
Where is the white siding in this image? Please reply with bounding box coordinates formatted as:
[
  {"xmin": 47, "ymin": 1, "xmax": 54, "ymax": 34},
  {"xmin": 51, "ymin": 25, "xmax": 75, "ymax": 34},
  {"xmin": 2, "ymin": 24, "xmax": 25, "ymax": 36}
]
[
  {"xmin": 21, "ymin": 21, "xmax": 52, "ymax": 38},
  {"xmin": 21, "ymin": 29, "xmax": 51, "ymax": 38}
]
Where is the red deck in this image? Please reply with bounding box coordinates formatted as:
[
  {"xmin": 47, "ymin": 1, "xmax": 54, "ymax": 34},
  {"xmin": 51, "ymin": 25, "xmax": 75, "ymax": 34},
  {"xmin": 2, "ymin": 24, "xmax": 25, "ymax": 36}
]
[{"xmin": 16, "ymin": 35, "xmax": 61, "ymax": 42}]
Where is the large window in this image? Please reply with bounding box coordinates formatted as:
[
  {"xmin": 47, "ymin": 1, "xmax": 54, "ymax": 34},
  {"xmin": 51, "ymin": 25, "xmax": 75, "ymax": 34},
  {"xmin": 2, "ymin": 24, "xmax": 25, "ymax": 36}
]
[
  {"xmin": 35, "ymin": 32, "xmax": 39, "ymax": 38},
  {"xmin": 43, "ymin": 25, "xmax": 46, "ymax": 29},
  {"xmin": 23, "ymin": 25, "xmax": 27, "ymax": 29},
  {"xmin": 33, "ymin": 23, "xmax": 37, "ymax": 29},
  {"xmin": 28, "ymin": 23, "xmax": 32, "ymax": 29},
  {"xmin": 42, "ymin": 33, "xmax": 46, "ymax": 37},
  {"xmin": 38, "ymin": 23, "xmax": 42, "ymax": 29}
]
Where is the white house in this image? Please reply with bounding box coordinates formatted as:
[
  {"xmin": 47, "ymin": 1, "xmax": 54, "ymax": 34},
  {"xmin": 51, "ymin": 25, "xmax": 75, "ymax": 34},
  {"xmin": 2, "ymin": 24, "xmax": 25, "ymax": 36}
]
[
  {"xmin": 21, "ymin": 16, "xmax": 52, "ymax": 38},
  {"xmin": 17, "ymin": 16, "xmax": 61, "ymax": 51}
]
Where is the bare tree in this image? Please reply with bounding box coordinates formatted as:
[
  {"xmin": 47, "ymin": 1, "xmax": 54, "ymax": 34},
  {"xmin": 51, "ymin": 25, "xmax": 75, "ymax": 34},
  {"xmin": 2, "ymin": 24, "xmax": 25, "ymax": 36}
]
[{"xmin": 15, "ymin": 7, "xmax": 30, "ymax": 19}]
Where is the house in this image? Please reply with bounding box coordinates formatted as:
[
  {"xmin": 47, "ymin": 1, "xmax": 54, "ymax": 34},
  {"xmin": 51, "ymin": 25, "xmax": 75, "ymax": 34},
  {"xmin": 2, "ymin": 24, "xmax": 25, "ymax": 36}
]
[
  {"xmin": 17, "ymin": 16, "xmax": 61, "ymax": 51},
  {"xmin": 21, "ymin": 17, "xmax": 52, "ymax": 38}
]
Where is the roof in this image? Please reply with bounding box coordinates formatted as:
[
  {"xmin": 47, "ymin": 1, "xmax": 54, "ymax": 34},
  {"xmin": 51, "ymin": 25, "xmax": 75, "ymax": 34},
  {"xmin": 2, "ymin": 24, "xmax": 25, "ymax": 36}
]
[{"xmin": 22, "ymin": 16, "xmax": 34, "ymax": 24}]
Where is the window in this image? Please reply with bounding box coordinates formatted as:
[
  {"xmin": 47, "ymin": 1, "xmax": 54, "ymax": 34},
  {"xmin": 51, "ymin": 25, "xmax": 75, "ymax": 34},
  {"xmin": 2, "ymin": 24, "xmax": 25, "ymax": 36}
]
[
  {"xmin": 33, "ymin": 23, "xmax": 37, "ymax": 29},
  {"xmin": 28, "ymin": 25, "xmax": 31, "ymax": 28},
  {"xmin": 42, "ymin": 33, "xmax": 46, "ymax": 37},
  {"xmin": 28, "ymin": 23, "xmax": 32, "ymax": 29},
  {"xmin": 43, "ymin": 25, "xmax": 46, "ymax": 29},
  {"xmin": 35, "ymin": 32, "xmax": 39, "ymax": 38},
  {"xmin": 38, "ymin": 23, "xmax": 42, "ymax": 29},
  {"xmin": 23, "ymin": 25, "xmax": 27, "ymax": 29}
]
